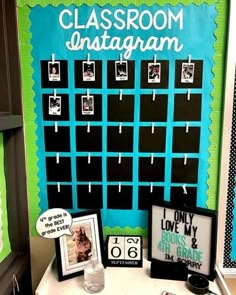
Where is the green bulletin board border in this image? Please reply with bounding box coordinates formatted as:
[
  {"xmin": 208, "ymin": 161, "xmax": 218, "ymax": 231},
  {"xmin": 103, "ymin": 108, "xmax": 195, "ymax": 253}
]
[
  {"xmin": 18, "ymin": 6, "xmax": 39, "ymax": 236},
  {"xmin": 17, "ymin": 0, "xmax": 228, "ymax": 236},
  {"xmin": 208, "ymin": 0, "xmax": 228, "ymax": 209},
  {"xmin": 17, "ymin": 0, "xmax": 217, "ymax": 7},
  {"xmin": 0, "ymin": 133, "xmax": 11, "ymax": 262}
]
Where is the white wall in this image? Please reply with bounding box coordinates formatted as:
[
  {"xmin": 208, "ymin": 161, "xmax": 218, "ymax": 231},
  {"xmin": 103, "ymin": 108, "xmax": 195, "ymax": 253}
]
[{"xmin": 30, "ymin": 236, "xmax": 54, "ymax": 292}]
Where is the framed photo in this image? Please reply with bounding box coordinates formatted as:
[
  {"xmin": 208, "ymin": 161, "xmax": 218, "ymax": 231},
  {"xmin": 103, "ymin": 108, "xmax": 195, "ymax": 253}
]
[
  {"xmin": 148, "ymin": 200, "xmax": 217, "ymax": 280},
  {"xmin": 181, "ymin": 62, "xmax": 195, "ymax": 83},
  {"xmin": 83, "ymin": 61, "xmax": 95, "ymax": 81},
  {"xmin": 48, "ymin": 95, "xmax": 61, "ymax": 115},
  {"xmin": 148, "ymin": 62, "xmax": 161, "ymax": 83},
  {"xmin": 115, "ymin": 61, "xmax": 128, "ymax": 81},
  {"xmin": 81, "ymin": 95, "xmax": 94, "ymax": 115},
  {"xmin": 48, "ymin": 61, "xmax": 61, "ymax": 81},
  {"xmin": 55, "ymin": 210, "xmax": 105, "ymax": 281}
]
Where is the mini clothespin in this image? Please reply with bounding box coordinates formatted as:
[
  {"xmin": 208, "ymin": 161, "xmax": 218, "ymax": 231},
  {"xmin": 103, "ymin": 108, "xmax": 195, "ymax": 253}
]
[
  {"xmin": 187, "ymin": 89, "xmax": 191, "ymax": 101},
  {"xmin": 57, "ymin": 182, "xmax": 61, "ymax": 193},
  {"xmin": 154, "ymin": 54, "xmax": 157, "ymax": 65},
  {"xmin": 89, "ymin": 182, "xmax": 92, "ymax": 193},
  {"xmin": 54, "ymin": 121, "xmax": 58, "ymax": 133},
  {"xmin": 151, "ymin": 153, "xmax": 154, "ymax": 165},
  {"xmin": 52, "ymin": 53, "xmax": 55, "ymax": 65},
  {"xmin": 87, "ymin": 122, "xmax": 90, "ymax": 133},
  {"xmin": 56, "ymin": 152, "xmax": 60, "ymax": 164},
  {"xmin": 118, "ymin": 153, "xmax": 122, "ymax": 164},
  {"xmin": 87, "ymin": 53, "xmax": 90, "ymax": 64},
  {"xmin": 182, "ymin": 184, "xmax": 187, "ymax": 195},
  {"xmin": 119, "ymin": 89, "xmax": 123, "ymax": 101},
  {"xmin": 150, "ymin": 182, "xmax": 153, "ymax": 193},
  {"xmin": 151, "ymin": 122, "xmax": 155, "ymax": 134},
  {"xmin": 120, "ymin": 53, "xmax": 123, "ymax": 64},
  {"xmin": 53, "ymin": 89, "xmax": 57, "ymax": 99},
  {"xmin": 188, "ymin": 54, "xmax": 191, "ymax": 65},
  {"xmin": 88, "ymin": 152, "xmax": 91, "ymax": 164},
  {"xmin": 152, "ymin": 89, "xmax": 156, "ymax": 101},
  {"xmin": 118, "ymin": 182, "xmax": 121, "ymax": 193},
  {"xmin": 87, "ymin": 89, "xmax": 90, "ymax": 100},
  {"xmin": 185, "ymin": 122, "xmax": 189, "ymax": 133},
  {"xmin": 119, "ymin": 122, "xmax": 122, "ymax": 134},
  {"xmin": 184, "ymin": 154, "xmax": 187, "ymax": 165}
]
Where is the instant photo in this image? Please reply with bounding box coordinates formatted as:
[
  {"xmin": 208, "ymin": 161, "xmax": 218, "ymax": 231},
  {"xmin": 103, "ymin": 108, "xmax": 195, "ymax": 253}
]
[
  {"xmin": 148, "ymin": 63, "xmax": 161, "ymax": 83},
  {"xmin": 82, "ymin": 61, "xmax": 95, "ymax": 81},
  {"xmin": 48, "ymin": 61, "xmax": 60, "ymax": 81},
  {"xmin": 48, "ymin": 96, "xmax": 61, "ymax": 116},
  {"xmin": 140, "ymin": 60, "xmax": 169, "ymax": 88},
  {"xmin": 81, "ymin": 95, "xmax": 94, "ymax": 115},
  {"xmin": 43, "ymin": 94, "xmax": 69, "ymax": 121},
  {"xmin": 115, "ymin": 61, "xmax": 128, "ymax": 81},
  {"xmin": 175, "ymin": 60, "xmax": 203, "ymax": 88},
  {"xmin": 75, "ymin": 60, "xmax": 102, "ymax": 88},
  {"xmin": 181, "ymin": 62, "xmax": 195, "ymax": 83}
]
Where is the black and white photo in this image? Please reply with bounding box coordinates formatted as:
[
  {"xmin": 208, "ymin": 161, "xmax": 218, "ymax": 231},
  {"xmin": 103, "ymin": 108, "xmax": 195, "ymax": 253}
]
[
  {"xmin": 181, "ymin": 62, "xmax": 195, "ymax": 83},
  {"xmin": 81, "ymin": 95, "xmax": 94, "ymax": 115},
  {"xmin": 48, "ymin": 96, "xmax": 61, "ymax": 115},
  {"xmin": 115, "ymin": 61, "xmax": 128, "ymax": 81},
  {"xmin": 83, "ymin": 61, "xmax": 95, "ymax": 81}
]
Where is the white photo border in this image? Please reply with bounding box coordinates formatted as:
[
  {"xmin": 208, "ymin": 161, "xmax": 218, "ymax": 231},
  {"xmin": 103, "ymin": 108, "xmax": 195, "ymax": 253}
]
[
  {"xmin": 148, "ymin": 62, "xmax": 161, "ymax": 83},
  {"xmin": 181, "ymin": 62, "xmax": 195, "ymax": 83},
  {"xmin": 48, "ymin": 95, "xmax": 61, "ymax": 116},
  {"xmin": 115, "ymin": 60, "xmax": 128, "ymax": 81},
  {"xmin": 81, "ymin": 95, "xmax": 94, "ymax": 115},
  {"xmin": 48, "ymin": 61, "xmax": 61, "ymax": 81},
  {"xmin": 82, "ymin": 61, "xmax": 96, "ymax": 82}
]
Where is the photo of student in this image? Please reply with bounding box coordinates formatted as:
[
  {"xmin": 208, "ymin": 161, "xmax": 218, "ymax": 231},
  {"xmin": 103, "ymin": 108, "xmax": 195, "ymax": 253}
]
[
  {"xmin": 83, "ymin": 61, "xmax": 95, "ymax": 81},
  {"xmin": 181, "ymin": 63, "xmax": 195, "ymax": 83},
  {"xmin": 115, "ymin": 61, "xmax": 128, "ymax": 81},
  {"xmin": 48, "ymin": 96, "xmax": 61, "ymax": 115},
  {"xmin": 48, "ymin": 61, "xmax": 61, "ymax": 81},
  {"xmin": 81, "ymin": 95, "xmax": 94, "ymax": 115},
  {"xmin": 148, "ymin": 63, "xmax": 161, "ymax": 83}
]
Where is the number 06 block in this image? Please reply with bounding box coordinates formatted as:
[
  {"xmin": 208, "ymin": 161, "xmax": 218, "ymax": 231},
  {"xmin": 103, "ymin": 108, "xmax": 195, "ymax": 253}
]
[{"xmin": 106, "ymin": 235, "xmax": 143, "ymax": 267}]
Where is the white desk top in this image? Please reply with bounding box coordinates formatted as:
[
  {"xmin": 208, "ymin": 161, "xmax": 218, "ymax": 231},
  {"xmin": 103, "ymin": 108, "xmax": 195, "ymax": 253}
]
[{"xmin": 35, "ymin": 251, "xmax": 223, "ymax": 295}]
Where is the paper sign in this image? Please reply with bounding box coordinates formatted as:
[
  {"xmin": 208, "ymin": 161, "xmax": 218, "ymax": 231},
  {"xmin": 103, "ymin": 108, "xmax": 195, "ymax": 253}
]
[
  {"xmin": 36, "ymin": 208, "xmax": 72, "ymax": 238},
  {"xmin": 149, "ymin": 202, "xmax": 217, "ymax": 279}
]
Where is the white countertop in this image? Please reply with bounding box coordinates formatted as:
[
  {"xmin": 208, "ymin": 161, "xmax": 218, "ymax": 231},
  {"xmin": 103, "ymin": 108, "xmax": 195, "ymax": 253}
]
[{"xmin": 35, "ymin": 250, "xmax": 224, "ymax": 295}]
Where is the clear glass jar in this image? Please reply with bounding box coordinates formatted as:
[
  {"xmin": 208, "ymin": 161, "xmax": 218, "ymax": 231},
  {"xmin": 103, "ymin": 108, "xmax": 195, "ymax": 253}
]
[{"xmin": 84, "ymin": 252, "xmax": 105, "ymax": 293}]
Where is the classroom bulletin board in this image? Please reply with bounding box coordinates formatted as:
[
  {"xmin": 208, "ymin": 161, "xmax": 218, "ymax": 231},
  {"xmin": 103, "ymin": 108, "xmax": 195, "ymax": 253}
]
[{"xmin": 17, "ymin": 0, "xmax": 228, "ymax": 236}]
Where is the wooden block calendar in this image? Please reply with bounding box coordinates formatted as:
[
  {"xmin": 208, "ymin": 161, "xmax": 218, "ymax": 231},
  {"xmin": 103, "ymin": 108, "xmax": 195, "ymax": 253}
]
[{"xmin": 106, "ymin": 235, "xmax": 143, "ymax": 267}]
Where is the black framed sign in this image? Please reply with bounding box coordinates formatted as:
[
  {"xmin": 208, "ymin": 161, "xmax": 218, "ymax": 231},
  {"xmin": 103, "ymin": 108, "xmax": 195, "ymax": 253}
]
[
  {"xmin": 55, "ymin": 209, "xmax": 105, "ymax": 281},
  {"xmin": 148, "ymin": 201, "xmax": 217, "ymax": 280}
]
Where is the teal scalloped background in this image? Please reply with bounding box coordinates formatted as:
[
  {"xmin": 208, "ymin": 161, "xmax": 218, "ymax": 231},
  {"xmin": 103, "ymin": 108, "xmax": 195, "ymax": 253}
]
[{"xmin": 17, "ymin": 0, "xmax": 228, "ymax": 236}]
